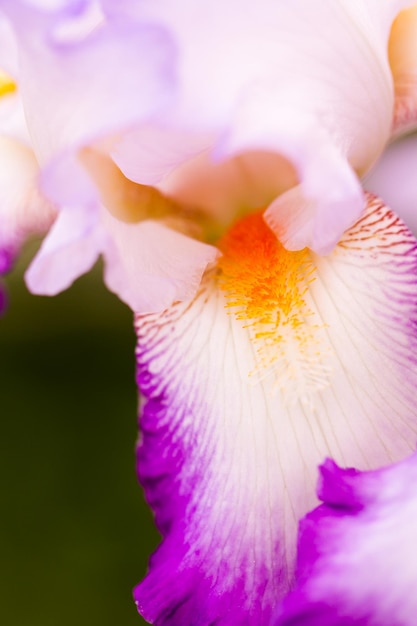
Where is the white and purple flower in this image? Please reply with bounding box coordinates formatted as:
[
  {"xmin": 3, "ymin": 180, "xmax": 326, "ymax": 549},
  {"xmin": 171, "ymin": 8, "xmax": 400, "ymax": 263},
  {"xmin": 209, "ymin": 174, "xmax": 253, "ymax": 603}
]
[{"xmin": 1, "ymin": 1, "xmax": 417, "ymax": 624}]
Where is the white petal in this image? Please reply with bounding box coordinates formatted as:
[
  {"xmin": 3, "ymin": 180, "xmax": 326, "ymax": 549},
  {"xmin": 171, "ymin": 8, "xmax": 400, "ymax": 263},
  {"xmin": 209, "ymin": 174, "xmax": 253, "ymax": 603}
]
[{"xmin": 133, "ymin": 195, "xmax": 417, "ymax": 624}]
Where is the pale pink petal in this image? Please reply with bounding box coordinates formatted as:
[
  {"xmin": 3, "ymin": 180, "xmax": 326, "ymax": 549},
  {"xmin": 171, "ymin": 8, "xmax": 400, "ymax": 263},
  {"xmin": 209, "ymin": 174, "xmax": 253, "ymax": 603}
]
[
  {"xmin": 159, "ymin": 149, "xmax": 298, "ymax": 230},
  {"xmin": 26, "ymin": 198, "xmax": 218, "ymax": 312},
  {"xmin": 101, "ymin": 0, "xmax": 412, "ymax": 253},
  {"xmin": 108, "ymin": 126, "xmax": 212, "ymax": 187},
  {"xmin": 0, "ymin": 1, "xmax": 176, "ymax": 165},
  {"xmin": 102, "ymin": 214, "xmax": 218, "ymax": 312},
  {"xmin": 25, "ymin": 204, "xmax": 102, "ymax": 294}
]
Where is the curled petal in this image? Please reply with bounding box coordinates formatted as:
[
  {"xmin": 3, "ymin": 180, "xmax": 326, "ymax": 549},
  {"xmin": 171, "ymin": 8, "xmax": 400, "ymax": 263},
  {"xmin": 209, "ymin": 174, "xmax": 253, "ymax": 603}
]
[
  {"xmin": 250, "ymin": 121, "xmax": 365, "ymax": 254},
  {"xmin": 274, "ymin": 452, "xmax": 417, "ymax": 626},
  {"xmin": 133, "ymin": 195, "xmax": 417, "ymax": 624},
  {"xmin": 102, "ymin": 215, "xmax": 218, "ymax": 313},
  {"xmin": 26, "ymin": 202, "xmax": 218, "ymax": 312},
  {"xmin": 104, "ymin": 0, "xmax": 402, "ymax": 252},
  {"xmin": 108, "ymin": 126, "xmax": 212, "ymax": 188},
  {"xmin": 105, "ymin": 0, "xmax": 395, "ymax": 171},
  {"xmin": 25, "ymin": 204, "xmax": 102, "ymax": 295}
]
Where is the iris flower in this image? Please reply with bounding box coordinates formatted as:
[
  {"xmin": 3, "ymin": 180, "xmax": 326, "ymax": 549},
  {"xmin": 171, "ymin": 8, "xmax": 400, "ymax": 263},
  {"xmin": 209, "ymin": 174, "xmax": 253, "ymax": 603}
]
[{"xmin": 1, "ymin": 1, "xmax": 417, "ymax": 624}]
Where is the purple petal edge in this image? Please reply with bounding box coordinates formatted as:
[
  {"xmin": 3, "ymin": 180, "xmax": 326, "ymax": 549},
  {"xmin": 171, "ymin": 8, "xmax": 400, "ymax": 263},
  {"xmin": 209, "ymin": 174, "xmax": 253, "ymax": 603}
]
[
  {"xmin": 274, "ymin": 452, "xmax": 417, "ymax": 626},
  {"xmin": 132, "ymin": 306, "xmax": 287, "ymax": 626},
  {"xmin": 133, "ymin": 368, "xmax": 264, "ymax": 626}
]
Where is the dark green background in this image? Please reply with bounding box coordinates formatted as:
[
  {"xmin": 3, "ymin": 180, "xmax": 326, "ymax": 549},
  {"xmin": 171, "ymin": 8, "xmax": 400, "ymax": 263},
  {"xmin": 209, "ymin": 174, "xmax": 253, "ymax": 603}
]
[{"xmin": 0, "ymin": 242, "xmax": 159, "ymax": 626}]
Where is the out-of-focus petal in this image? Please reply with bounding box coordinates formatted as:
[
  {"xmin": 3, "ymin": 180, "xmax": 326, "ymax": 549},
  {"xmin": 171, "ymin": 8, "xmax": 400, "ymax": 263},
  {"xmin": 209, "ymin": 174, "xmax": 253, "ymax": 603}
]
[
  {"xmin": 26, "ymin": 198, "xmax": 218, "ymax": 312},
  {"xmin": 0, "ymin": 90, "xmax": 31, "ymax": 145},
  {"xmin": 0, "ymin": 135, "xmax": 54, "ymax": 269},
  {"xmin": 133, "ymin": 195, "xmax": 417, "ymax": 625},
  {"xmin": 0, "ymin": 14, "xmax": 54, "ymax": 310},
  {"xmin": 364, "ymin": 132, "xmax": 417, "ymax": 235},
  {"xmin": 0, "ymin": 282, "xmax": 7, "ymax": 314},
  {"xmin": 0, "ymin": 10, "xmax": 19, "ymax": 77},
  {"xmin": 25, "ymin": 204, "xmax": 102, "ymax": 295},
  {"xmin": 25, "ymin": 146, "xmax": 219, "ymax": 311},
  {"xmin": 103, "ymin": 0, "xmax": 409, "ymax": 253},
  {"xmin": 389, "ymin": 5, "xmax": 417, "ymax": 136},
  {"xmin": 0, "ymin": 3, "xmax": 176, "ymax": 165},
  {"xmin": 0, "ymin": 15, "xmax": 32, "ymax": 144},
  {"xmin": 0, "ymin": 1, "xmax": 189, "ymax": 308},
  {"xmin": 274, "ymin": 452, "xmax": 417, "ymax": 626}
]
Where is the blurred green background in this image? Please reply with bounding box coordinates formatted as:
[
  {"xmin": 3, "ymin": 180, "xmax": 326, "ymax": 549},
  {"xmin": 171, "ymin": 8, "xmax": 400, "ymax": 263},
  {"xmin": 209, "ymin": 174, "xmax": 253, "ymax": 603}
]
[{"xmin": 0, "ymin": 242, "xmax": 159, "ymax": 626}]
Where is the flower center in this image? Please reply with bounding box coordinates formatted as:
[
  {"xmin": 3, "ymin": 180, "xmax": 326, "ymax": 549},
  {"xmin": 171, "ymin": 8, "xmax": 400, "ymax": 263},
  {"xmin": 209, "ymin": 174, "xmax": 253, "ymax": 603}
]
[
  {"xmin": 217, "ymin": 211, "xmax": 331, "ymax": 404},
  {"xmin": 80, "ymin": 147, "xmax": 218, "ymax": 241}
]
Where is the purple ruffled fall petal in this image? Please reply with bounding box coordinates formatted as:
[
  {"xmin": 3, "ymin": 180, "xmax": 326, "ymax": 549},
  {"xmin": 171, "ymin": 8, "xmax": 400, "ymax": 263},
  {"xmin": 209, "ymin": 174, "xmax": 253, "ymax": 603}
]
[
  {"xmin": 133, "ymin": 195, "xmax": 417, "ymax": 625},
  {"xmin": 274, "ymin": 452, "xmax": 417, "ymax": 626}
]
